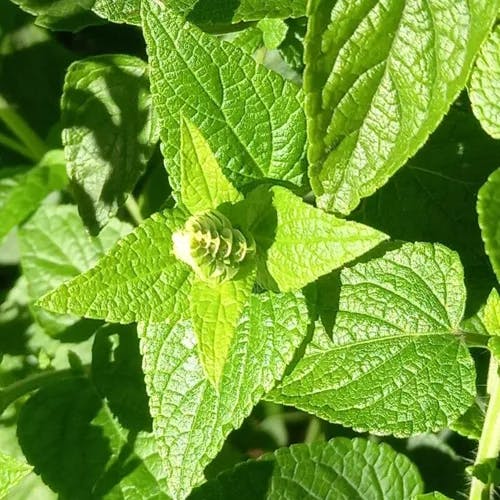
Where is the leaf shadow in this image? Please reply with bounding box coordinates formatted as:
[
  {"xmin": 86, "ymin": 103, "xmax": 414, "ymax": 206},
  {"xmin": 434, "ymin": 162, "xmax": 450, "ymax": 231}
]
[{"xmin": 63, "ymin": 57, "xmax": 154, "ymax": 234}]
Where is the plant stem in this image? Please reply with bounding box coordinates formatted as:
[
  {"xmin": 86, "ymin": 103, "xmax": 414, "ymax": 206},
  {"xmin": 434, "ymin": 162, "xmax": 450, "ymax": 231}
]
[
  {"xmin": 0, "ymin": 368, "xmax": 85, "ymax": 414},
  {"xmin": 0, "ymin": 132, "xmax": 36, "ymax": 161},
  {"xmin": 125, "ymin": 196, "xmax": 144, "ymax": 225},
  {"xmin": 304, "ymin": 416, "xmax": 324, "ymax": 444},
  {"xmin": 0, "ymin": 96, "xmax": 48, "ymax": 162},
  {"xmin": 469, "ymin": 355, "xmax": 500, "ymax": 500}
]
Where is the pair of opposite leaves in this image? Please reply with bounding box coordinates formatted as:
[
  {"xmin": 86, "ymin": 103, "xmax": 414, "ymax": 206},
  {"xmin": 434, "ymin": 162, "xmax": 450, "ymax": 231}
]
[{"xmin": 39, "ymin": 118, "xmax": 387, "ymax": 387}]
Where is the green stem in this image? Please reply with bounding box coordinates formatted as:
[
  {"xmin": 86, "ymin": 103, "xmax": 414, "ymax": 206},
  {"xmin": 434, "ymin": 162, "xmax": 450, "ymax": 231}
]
[
  {"xmin": 0, "ymin": 368, "xmax": 85, "ymax": 414},
  {"xmin": 0, "ymin": 132, "xmax": 36, "ymax": 161},
  {"xmin": 304, "ymin": 416, "xmax": 324, "ymax": 444},
  {"xmin": 469, "ymin": 355, "xmax": 500, "ymax": 500},
  {"xmin": 0, "ymin": 96, "xmax": 48, "ymax": 162},
  {"xmin": 125, "ymin": 196, "xmax": 144, "ymax": 225}
]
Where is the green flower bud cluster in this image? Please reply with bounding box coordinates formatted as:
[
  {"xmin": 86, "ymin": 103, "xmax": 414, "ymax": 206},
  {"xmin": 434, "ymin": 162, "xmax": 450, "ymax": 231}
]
[{"xmin": 172, "ymin": 210, "xmax": 256, "ymax": 284}]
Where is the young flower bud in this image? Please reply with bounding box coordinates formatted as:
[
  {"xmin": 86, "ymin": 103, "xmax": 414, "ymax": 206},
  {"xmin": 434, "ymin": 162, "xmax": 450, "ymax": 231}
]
[{"xmin": 172, "ymin": 210, "xmax": 256, "ymax": 283}]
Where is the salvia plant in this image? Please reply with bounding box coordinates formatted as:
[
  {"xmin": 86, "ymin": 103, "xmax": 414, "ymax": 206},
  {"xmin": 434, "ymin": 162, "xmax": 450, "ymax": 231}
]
[{"xmin": 0, "ymin": 1, "xmax": 499, "ymax": 499}]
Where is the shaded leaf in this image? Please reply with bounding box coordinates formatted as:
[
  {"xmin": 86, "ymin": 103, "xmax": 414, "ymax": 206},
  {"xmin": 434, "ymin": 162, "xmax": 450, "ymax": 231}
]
[{"xmin": 62, "ymin": 54, "xmax": 159, "ymax": 233}]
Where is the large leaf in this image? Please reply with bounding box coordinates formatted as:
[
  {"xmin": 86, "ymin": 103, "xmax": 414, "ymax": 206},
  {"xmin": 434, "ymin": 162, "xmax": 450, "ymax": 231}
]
[
  {"xmin": 19, "ymin": 205, "xmax": 131, "ymax": 335},
  {"xmin": 180, "ymin": 117, "xmax": 242, "ymax": 215},
  {"xmin": 269, "ymin": 243, "xmax": 476, "ymax": 437},
  {"xmin": 353, "ymin": 102, "xmax": 500, "ymax": 312},
  {"xmin": 37, "ymin": 208, "xmax": 192, "ymax": 324},
  {"xmin": 0, "ymin": 149, "xmax": 67, "ymax": 243},
  {"xmin": 139, "ymin": 290, "xmax": 308, "ymax": 499},
  {"xmin": 191, "ymin": 272, "xmax": 254, "ymax": 387},
  {"xmin": 469, "ymin": 25, "xmax": 500, "ymax": 139},
  {"xmin": 0, "ymin": 452, "xmax": 32, "ymax": 498},
  {"xmin": 142, "ymin": 1, "xmax": 307, "ymax": 196},
  {"xmin": 478, "ymin": 167, "xmax": 500, "ymax": 282},
  {"xmin": 306, "ymin": 0, "xmax": 500, "ymax": 214},
  {"xmin": 263, "ymin": 186, "xmax": 387, "ymax": 291},
  {"xmin": 189, "ymin": 438, "xmax": 423, "ymax": 499},
  {"xmin": 62, "ymin": 54, "xmax": 159, "ymax": 233}
]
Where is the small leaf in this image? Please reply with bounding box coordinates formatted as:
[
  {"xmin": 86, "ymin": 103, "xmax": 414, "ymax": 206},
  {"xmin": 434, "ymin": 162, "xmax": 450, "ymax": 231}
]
[
  {"xmin": 450, "ymin": 401, "xmax": 484, "ymax": 440},
  {"xmin": 189, "ymin": 438, "xmax": 423, "ymax": 499},
  {"xmin": 269, "ymin": 243, "xmax": 476, "ymax": 436},
  {"xmin": 0, "ymin": 452, "xmax": 32, "ymax": 498},
  {"xmin": 478, "ymin": 167, "xmax": 500, "ymax": 282},
  {"xmin": 0, "ymin": 150, "xmax": 67, "ymax": 242},
  {"xmin": 191, "ymin": 271, "xmax": 254, "ymax": 386},
  {"xmin": 92, "ymin": 0, "xmax": 141, "ymax": 25},
  {"xmin": 264, "ymin": 186, "xmax": 388, "ymax": 291},
  {"xmin": 469, "ymin": 25, "xmax": 500, "ymax": 139},
  {"xmin": 19, "ymin": 205, "xmax": 131, "ymax": 335},
  {"xmin": 306, "ymin": 0, "xmax": 500, "ymax": 214},
  {"xmin": 37, "ymin": 209, "xmax": 192, "ymax": 324},
  {"xmin": 415, "ymin": 494, "xmax": 453, "ymax": 500},
  {"xmin": 257, "ymin": 18, "xmax": 288, "ymax": 50},
  {"xmin": 142, "ymin": 1, "xmax": 307, "ymax": 196},
  {"xmin": 62, "ymin": 54, "xmax": 159, "ymax": 233},
  {"xmin": 139, "ymin": 290, "xmax": 308, "ymax": 499},
  {"xmin": 180, "ymin": 117, "xmax": 242, "ymax": 214}
]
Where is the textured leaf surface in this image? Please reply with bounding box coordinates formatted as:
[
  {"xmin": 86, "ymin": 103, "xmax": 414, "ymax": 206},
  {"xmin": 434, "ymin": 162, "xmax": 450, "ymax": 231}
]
[
  {"xmin": 180, "ymin": 117, "xmax": 241, "ymax": 214},
  {"xmin": 189, "ymin": 438, "xmax": 423, "ymax": 499},
  {"xmin": 265, "ymin": 186, "xmax": 387, "ymax": 291},
  {"xmin": 38, "ymin": 209, "xmax": 192, "ymax": 324},
  {"xmin": 469, "ymin": 25, "xmax": 500, "ymax": 139},
  {"xmin": 0, "ymin": 150, "xmax": 67, "ymax": 242},
  {"xmin": 142, "ymin": 1, "xmax": 306, "ymax": 195},
  {"xmin": 269, "ymin": 243, "xmax": 476, "ymax": 436},
  {"xmin": 62, "ymin": 54, "xmax": 159, "ymax": 233},
  {"xmin": 478, "ymin": 167, "xmax": 500, "ymax": 282},
  {"xmin": 92, "ymin": 0, "xmax": 141, "ymax": 25},
  {"xmin": 139, "ymin": 290, "xmax": 308, "ymax": 499},
  {"xmin": 191, "ymin": 272, "xmax": 254, "ymax": 387},
  {"xmin": 19, "ymin": 205, "xmax": 131, "ymax": 335},
  {"xmin": 306, "ymin": 0, "xmax": 500, "ymax": 214},
  {"xmin": 0, "ymin": 452, "xmax": 32, "ymax": 498},
  {"xmin": 450, "ymin": 401, "xmax": 484, "ymax": 440}
]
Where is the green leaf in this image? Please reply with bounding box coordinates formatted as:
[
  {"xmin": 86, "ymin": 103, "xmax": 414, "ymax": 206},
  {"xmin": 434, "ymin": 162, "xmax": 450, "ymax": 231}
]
[
  {"xmin": 8, "ymin": 0, "xmax": 104, "ymax": 31},
  {"xmin": 37, "ymin": 208, "xmax": 192, "ymax": 324},
  {"xmin": 138, "ymin": 290, "xmax": 308, "ymax": 498},
  {"xmin": 19, "ymin": 205, "xmax": 131, "ymax": 335},
  {"xmin": 191, "ymin": 271, "xmax": 254, "ymax": 386},
  {"xmin": 482, "ymin": 289, "xmax": 500, "ymax": 335},
  {"xmin": 469, "ymin": 25, "xmax": 500, "ymax": 139},
  {"xmin": 269, "ymin": 243, "xmax": 476, "ymax": 437},
  {"xmin": 142, "ymin": 1, "xmax": 307, "ymax": 196},
  {"xmin": 263, "ymin": 186, "xmax": 387, "ymax": 291},
  {"xmin": 257, "ymin": 18, "xmax": 288, "ymax": 50},
  {"xmin": 352, "ymin": 102, "xmax": 500, "ymax": 314},
  {"xmin": 62, "ymin": 54, "xmax": 159, "ymax": 233},
  {"xmin": 450, "ymin": 401, "xmax": 484, "ymax": 440},
  {"xmin": 180, "ymin": 117, "xmax": 242, "ymax": 214},
  {"xmin": 189, "ymin": 438, "xmax": 423, "ymax": 499},
  {"xmin": 306, "ymin": 0, "xmax": 500, "ymax": 214},
  {"xmin": 0, "ymin": 150, "xmax": 67, "ymax": 242},
  {"xmin": 0, "ymin": 452, "xmax": 32, "ymax": 498},
  {"xmin": 489, "ymin": 336, "xmax": 500, "ymax": 361},
  {"xmin": 478, "ymin": 167, "xmax": 500, "ymax": 283},
  {"xmin": 92, "ymin": 0, "xmax": 141, "ymax": 25}
]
